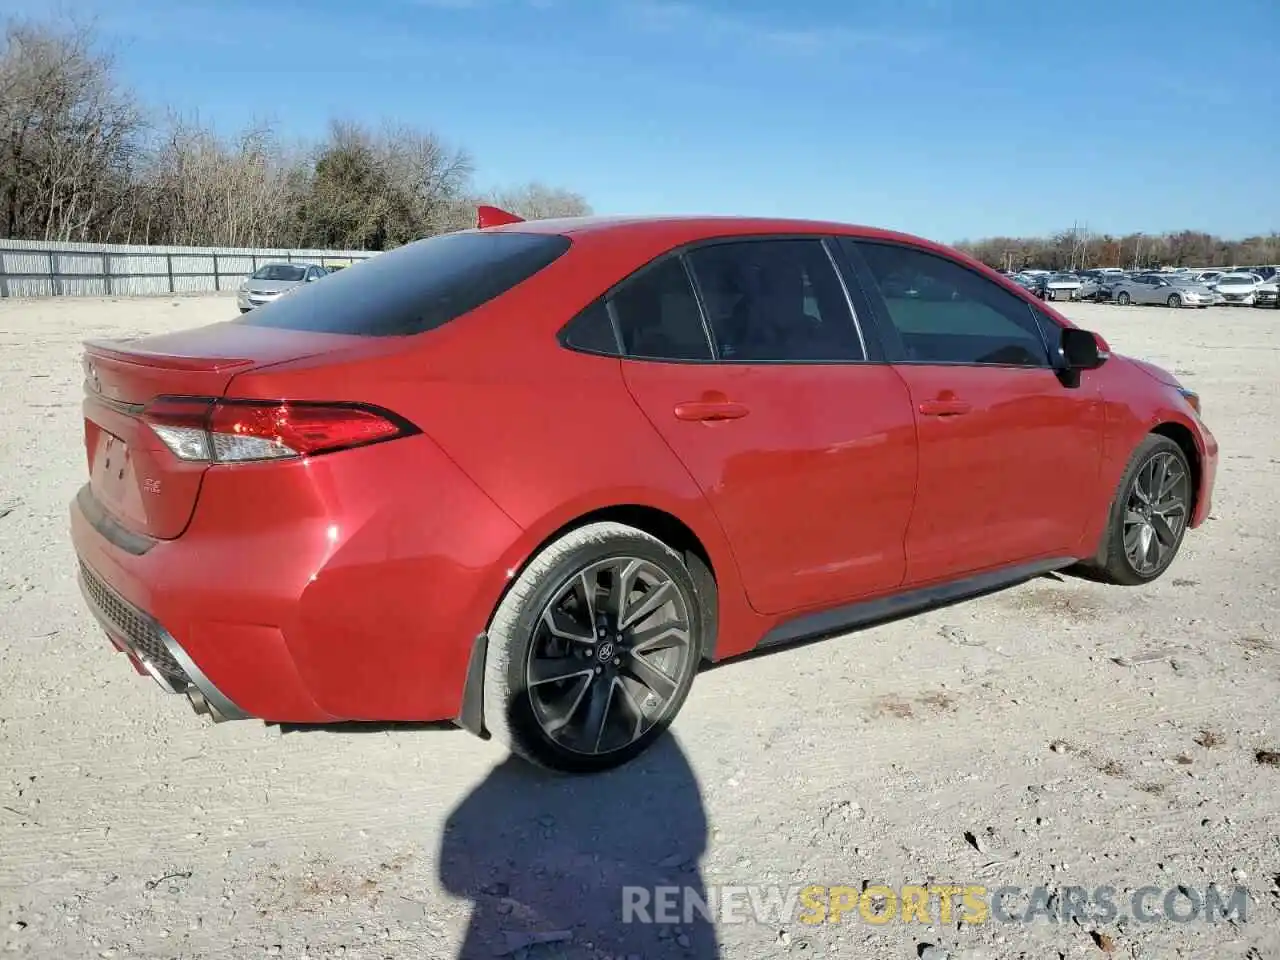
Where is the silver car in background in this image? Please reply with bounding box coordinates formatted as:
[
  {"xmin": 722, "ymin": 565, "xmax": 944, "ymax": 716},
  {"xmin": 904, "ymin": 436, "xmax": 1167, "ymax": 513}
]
[
  {"xmin": 1110, "ymin": 273, "xmax": 1216, "ymax": 308},
  {"xmin": 236, "ymin": 262, "xmax": 329, "ymax": 312}
]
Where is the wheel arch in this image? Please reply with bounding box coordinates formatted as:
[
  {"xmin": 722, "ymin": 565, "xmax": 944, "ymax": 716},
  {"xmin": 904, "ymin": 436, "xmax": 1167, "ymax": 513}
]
[
  {"xmin": 456, "ymin": 501, "xmax": 724, "ymax": 740},
  {"xmin": 1150, "ymin": 421, "xmax": 1201, "ymax": 518}
]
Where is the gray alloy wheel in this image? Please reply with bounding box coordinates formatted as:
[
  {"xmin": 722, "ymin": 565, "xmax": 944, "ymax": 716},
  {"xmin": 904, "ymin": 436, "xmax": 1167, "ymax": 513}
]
[
  {"xmin": 1167, "ymin": 293, "xmax": 1182, "ymax": 308},
  {"xmin": 1087, "ymin": 435, "xmax": 1193, "ymax": 585},
  {"xmin": 483, "ymin": 522, "xmax": 704, "ymax": 773},
  {"xmin": 1116, "ymin": 291, "xmax": 1131, "ymax": 305}
]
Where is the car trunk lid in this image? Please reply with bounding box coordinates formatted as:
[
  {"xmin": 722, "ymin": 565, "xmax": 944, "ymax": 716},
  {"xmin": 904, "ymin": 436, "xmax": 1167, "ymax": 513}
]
[{"xmin": 82, "ymin": 323, "xmax": 368, "ymax": 540}]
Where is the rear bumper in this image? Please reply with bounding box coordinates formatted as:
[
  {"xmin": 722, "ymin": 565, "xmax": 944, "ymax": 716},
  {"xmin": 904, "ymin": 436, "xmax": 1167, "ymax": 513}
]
[
  {"xmin": 77, "ymin": 557, "xmax": 247, "ymax": 721},
  {"xmin": 69, "ymin": 432, "xmax": 527, "ymax": 726}
]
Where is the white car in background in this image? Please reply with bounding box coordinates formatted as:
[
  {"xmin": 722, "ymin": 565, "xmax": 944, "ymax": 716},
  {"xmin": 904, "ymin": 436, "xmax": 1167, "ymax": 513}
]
[{"xmin": 1213, "ymin": 272, "xmax": 1265, "ymax": 306}]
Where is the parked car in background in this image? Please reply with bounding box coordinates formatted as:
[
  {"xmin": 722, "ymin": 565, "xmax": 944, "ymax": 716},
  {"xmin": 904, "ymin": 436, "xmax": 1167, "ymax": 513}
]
[
  {"xmin": 1035, "ymin": 273, "xmax": 1083, "ymax": 302},
  {"xmin": 1110, "ymin": 273, "xmax": 1215, "ymax": 308},
  {"xmin": 1214, "ymin": 272, "xmax": 1265, "ymax": 306},
  {"xmin": 68, "ymin": 209, "xmax": 1219, "ymax": 773},
  {"xmin": 1077, "ymin": 275, "xmax": 1115, "ymax": 301},
  {"xmin": 1254, "ymin": 278, "xmax": 1279, "ymax": 308},
  {"xmin": 237, "ymin": 262, "xmax": 329, "ymax": 312}
]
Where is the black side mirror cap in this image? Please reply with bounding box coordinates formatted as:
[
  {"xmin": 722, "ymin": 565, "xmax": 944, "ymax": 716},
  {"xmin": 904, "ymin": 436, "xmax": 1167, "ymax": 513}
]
[{"xmin": 1061, "ymin": 326, "xmax": 1108, "ymax": 371}]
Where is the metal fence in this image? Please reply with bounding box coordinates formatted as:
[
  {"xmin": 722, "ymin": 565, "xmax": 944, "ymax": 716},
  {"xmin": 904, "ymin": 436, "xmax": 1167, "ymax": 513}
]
[{"xmin": 0, "ymin": 238, "xmax": 377, "ymax": 298}]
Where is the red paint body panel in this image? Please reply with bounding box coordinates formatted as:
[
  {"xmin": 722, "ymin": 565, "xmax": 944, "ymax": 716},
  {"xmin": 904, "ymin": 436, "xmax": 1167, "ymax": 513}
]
[
  {"xmin": 621, "ymin": 361, "xmax": 917, "ymax": 614},
  {"xmin": 67, "ymin": 215, "xmax": 1219, "ymax": 726},
  {"xmin": 893, "ymin": 364, "xmax": 1105, "ymax": 584}
]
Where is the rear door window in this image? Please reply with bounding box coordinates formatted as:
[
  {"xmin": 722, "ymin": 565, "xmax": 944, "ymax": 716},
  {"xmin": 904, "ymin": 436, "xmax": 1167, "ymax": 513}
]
[
  {"xmin": 235, "ymin": 232, "xmax": 571, "ymax": 336},
  {"xmin": 609, "ymin": 258, "xmax": 713, "ymax": 361},
  {"xmin": 685, "ymin": 239, "xmax": 864, "ymax": 362}
]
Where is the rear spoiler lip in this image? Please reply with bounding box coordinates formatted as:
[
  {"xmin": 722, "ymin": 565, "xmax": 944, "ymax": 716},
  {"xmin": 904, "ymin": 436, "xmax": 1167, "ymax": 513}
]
[{"xmin": 83, "ymin": 338, "xmax": 256, "ymax": 373}]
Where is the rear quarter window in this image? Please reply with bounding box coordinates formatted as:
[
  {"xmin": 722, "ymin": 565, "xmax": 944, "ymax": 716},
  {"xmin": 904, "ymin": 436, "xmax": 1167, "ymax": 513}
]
[{"xmin": 235, "ymin": 232, "xmax": 571, "ymax": 336}]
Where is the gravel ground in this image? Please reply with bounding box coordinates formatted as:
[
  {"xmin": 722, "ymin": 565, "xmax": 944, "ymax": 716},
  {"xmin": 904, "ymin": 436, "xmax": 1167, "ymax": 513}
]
[{"xmin": 0, "ymin": 294, "xmax": 1277, "ymax": 960}]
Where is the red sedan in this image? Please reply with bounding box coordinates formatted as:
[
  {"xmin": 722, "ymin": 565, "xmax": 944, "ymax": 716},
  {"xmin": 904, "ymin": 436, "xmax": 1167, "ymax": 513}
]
[{"xmin": 70, "ymin": 209, "xmax": 1218, "ymax": 772}]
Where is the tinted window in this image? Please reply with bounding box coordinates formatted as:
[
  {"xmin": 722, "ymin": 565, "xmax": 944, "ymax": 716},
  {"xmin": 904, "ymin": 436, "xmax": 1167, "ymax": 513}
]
[
  {"xmin": 610, "ymin": 258, "xmax": 712, "ymax": 361},
  {"xmin": 854, "ymin": 241, "xmax": 1050, "ymax": 366},
  {"xmin": 561, "ymin": 299, "xmax": 620, "ymax": 355},
  {"xmin": 236, "ymin": 232, "xmax": 571, "ymax": 336},
  {"xmin": 686, "ymin": 240, "xmax": 863, "ymax": 362}
]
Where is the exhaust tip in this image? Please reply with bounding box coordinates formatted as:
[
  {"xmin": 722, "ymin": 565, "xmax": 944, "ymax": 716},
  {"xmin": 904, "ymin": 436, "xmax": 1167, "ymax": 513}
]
[
  {"xmin": 187, "ymin": 686, "xmax": 229, "ymax": 722},
  {"xmin": 187, "ymin": 687, "xmax": 210, "ymax": 716}
]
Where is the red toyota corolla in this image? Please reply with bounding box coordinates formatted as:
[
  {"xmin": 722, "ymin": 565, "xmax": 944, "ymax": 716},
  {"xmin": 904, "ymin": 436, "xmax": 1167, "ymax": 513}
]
[{"xmin": 70, "ymin": 209, "xmax": 1218, "ymax": 772}]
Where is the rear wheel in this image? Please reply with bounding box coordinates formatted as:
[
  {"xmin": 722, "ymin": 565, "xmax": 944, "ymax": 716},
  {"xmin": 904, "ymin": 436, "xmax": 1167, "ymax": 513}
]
[
  {"xmin": 1167, "ymin": 294, "xmax": 1182, "ymax": 308},
  {"xmin": 1116, "ymin": 291, "xmax": 1131, "ymax": 305},
  {"xmin": 482, "ymin": 522, "xmax": 704, "ymax": 773},
  {"xmin": 1088, "ymin": 435, "xmax": 1193, "ymax": 585}
]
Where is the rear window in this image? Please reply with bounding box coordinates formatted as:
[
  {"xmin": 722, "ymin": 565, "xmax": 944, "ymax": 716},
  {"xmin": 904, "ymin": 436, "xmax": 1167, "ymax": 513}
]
[{"xmin": 235, "ymin": 231, "xmax": 571, "ymax": 336}]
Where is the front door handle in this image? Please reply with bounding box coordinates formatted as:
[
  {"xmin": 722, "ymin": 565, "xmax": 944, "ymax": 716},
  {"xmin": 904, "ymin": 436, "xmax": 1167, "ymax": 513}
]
[
  {"xmin": 674, "ymin": 400, "xmax": 750, "ymax": 422},
  {"xmin": 918, "ymin": 398, "xmax": 972, "ymax": 417}
]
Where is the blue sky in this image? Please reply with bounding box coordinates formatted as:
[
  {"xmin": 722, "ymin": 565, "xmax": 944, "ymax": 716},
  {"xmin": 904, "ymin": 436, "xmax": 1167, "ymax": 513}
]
[{"xmin": 13, "ymin": 0, "xmax": 1278, "ymax": 240}]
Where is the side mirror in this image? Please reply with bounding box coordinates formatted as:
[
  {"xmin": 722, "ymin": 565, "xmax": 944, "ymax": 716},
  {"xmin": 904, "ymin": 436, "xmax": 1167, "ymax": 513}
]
[{"xmin": 1061, "ymin": 327, "xmax": 1108, "ymax": 370}]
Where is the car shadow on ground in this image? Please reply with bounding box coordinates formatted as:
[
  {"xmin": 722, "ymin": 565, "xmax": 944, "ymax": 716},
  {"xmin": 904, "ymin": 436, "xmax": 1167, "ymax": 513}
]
[{"xmin": 438, "ymin": 720, "xmax": 719, "ymax": 959}]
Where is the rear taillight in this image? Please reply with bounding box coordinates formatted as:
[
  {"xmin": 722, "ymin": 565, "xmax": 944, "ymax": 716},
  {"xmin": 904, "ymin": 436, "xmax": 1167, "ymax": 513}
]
[{"xmin": 141, "ymin": 398, "xmax": 416, "ymax": 463}]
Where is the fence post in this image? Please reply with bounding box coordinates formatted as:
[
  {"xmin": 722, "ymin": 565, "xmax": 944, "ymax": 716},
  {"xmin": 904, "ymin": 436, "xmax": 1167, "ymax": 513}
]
[
  {"xmin": 166, "ymin": 253, "xmax": 174, "ymax": 293},
  {"xmin": 213, "ymin": 252, "xmax": 220, "ymax": 292},
  {"xmin": 103, "ymin": 253, "xmax": 112, "ymax": 296},
  {"xmin": 0, "ymin": 250, "xmax": 8, "ymax": 298},
  {"xmin": 252, "ymin": 254, "xmax": 258, "ymax": 274}
]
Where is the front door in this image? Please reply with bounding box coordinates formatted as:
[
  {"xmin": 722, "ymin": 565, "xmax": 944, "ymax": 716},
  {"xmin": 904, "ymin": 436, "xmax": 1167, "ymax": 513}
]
[
  {"xmin": 611, "ymin": 239, "xmax": 918, "ymax": 615},
  {"xmin": 846, "ymin": 239, "xmax": 1105, "ymax": 585}
]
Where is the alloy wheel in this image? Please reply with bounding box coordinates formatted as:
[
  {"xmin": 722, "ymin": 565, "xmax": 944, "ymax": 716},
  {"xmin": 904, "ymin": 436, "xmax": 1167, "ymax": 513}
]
[
  {"xmin": 1117, "ymin": 292, "xmax": 1131, "ymax": 305},
  {"xmin": 525, "ymin": 557, "xmax": 694, "ymax": 756},
  {"xmin": 1168, "ymin": 294, "xmax": 1181, "ymax": 308},
  {"xmin": 1123, "ymin": 450, "xmax": 1190, "ymax": 575}
]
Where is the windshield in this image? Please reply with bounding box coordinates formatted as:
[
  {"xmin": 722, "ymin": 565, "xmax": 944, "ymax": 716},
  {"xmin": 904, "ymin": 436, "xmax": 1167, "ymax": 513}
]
[{"xmin": 251, "ymin": 264, "xmax": 307, "ymax": 282}]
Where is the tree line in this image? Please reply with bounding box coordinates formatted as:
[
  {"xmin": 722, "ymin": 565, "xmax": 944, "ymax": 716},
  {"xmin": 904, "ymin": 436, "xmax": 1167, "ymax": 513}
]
[
  {"xmin": 0, "ymin": 17, "xmax": 591, "ymax": 251},
  {"xmin": 956, "ymin": 226, "xmax": 1280, "ymax": 273}
]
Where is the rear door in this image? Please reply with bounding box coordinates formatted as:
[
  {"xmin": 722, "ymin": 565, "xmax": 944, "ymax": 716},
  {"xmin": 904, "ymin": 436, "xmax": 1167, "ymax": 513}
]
[
  {"xmin": 616, "ymin": 237, "xmax": 917, "ymax": 616},
  {"xmin": 841, "ymin": 238, "xmax": 1105, "ymax": 586}
]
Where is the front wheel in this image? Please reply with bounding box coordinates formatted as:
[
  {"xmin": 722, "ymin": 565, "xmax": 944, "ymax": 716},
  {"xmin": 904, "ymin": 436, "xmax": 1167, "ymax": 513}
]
[
  {"xmin": 1167, "ymin": 294, "xmax": 1182, "ymax": 308},
  {"xmin": 1116, "ymin": 291, "xmax": 1131, "ymax": 305},
  {"xmin": 482, "ymin": 522, "xmax": 705, "ymax": 773},
  {"xmin": 1087, "ymin": 435, "xmax": 1193, "ymax": 585}
]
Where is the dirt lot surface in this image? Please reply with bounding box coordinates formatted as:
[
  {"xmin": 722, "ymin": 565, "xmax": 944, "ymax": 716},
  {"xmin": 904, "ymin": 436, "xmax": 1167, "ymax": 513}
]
[{"xmin": 1, "ymin": 294, "xmax": 1277, "ymax": 960}]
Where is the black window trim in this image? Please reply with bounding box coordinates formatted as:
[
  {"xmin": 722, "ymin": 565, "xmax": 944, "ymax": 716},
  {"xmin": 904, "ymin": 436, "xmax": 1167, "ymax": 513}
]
[
  {"xmin": 556, "ymin": 296, "xmax": 625, "ymax": 358},
  {"xmin": 556, "ymin": 232, "xmax": 882, "ymax": 366},
  {"xmin": 844, "ymin": 237, "xmax": 1060, "ymax": 370}
]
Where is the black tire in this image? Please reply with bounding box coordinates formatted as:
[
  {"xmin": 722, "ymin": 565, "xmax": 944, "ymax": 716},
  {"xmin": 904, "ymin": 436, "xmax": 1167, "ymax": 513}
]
[
  {"xmin": 1116, "ymin": 291, "xmax": 1131, "ymax": 305},
  {"xmin": 482, "ymin": 522, "xmax": 705, "ymax": 773},
  {"xmin": 1167, "ymin": 294, "xmax": 1182, "ymax": 308},
  {"xmin": 1086, "ymin": 435, "xmax": 1193, "ymax": 586}
]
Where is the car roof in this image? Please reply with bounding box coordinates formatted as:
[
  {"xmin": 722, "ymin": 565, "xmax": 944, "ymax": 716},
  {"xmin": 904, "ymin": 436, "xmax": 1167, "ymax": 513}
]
[{"xmin": 474, "ymin": 214, "xmax": 954, "ymax": 254}]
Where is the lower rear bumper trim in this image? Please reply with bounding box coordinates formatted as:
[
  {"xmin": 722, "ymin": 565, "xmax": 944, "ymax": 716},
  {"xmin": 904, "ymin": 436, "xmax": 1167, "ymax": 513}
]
[{"xmin": 77, "ymin": 563, "xmax": 250, "ymax": 722}]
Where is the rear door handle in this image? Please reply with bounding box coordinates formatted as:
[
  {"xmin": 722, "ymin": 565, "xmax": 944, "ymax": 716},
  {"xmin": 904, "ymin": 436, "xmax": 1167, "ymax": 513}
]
[
  {"xmin": 673, "ymin": 400, "xmax": 750, "ymax": 422},
  {"xmin": 918, "ymin": 398, "xmax": 972, "ymax": 417}
]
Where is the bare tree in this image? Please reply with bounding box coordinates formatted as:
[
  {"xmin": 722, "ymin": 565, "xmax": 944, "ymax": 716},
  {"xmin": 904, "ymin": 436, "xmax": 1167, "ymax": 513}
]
[
  {"xmin": 0, "ymin": 17, "xmax": 144, "ymax": 241},
  {"xmin": 482, "ymin": 181, "xmax": 592, "ymax": 220}
]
